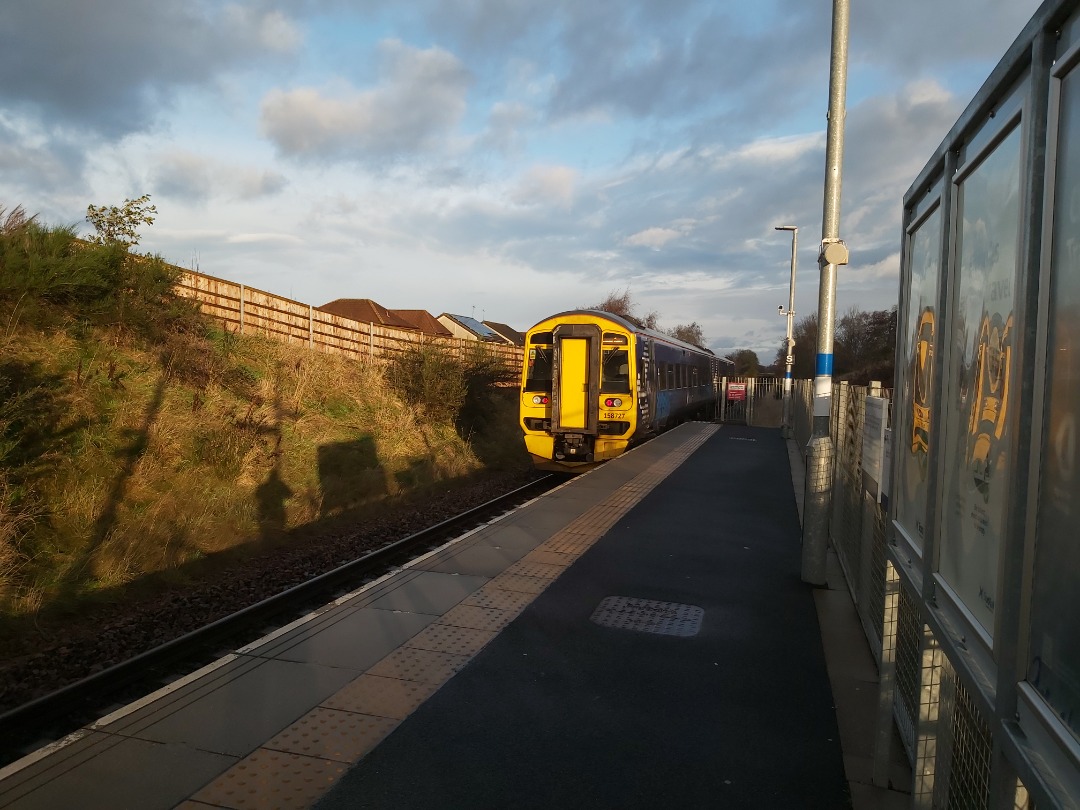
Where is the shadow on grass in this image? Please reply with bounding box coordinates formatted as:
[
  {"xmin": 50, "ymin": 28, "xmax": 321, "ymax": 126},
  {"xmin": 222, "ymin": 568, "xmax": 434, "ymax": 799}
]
[
  {"xmin": 317, "ymin": 436, "xmax": 386, "ymax": 517},
  {"xmin": 57, "ymin": 373, "xmax": 169, "ymax": 595},
  {"xmin": 0, "ymin": 464, "xmax": 528, "ymax": 661}
]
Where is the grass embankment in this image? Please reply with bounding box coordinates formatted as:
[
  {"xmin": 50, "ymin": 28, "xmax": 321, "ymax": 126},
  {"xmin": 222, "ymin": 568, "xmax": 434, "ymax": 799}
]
[{"xmin": 0, "ymin": 207, "xmax": 527, "ymax": 627}]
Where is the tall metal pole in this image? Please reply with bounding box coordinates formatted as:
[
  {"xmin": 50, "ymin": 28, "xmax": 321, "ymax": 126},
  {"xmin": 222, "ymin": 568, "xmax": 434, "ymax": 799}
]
[
  {"xmin": 802, "ymin": 0, "xmax": 850, "ymax": 585},
  {"xmin": 775, "ymin": 225, "xmax": 798, "ymax": 439}
]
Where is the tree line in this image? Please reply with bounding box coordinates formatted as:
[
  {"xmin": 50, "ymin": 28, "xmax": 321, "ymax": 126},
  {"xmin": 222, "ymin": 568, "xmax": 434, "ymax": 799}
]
[{"xmin": 585, "ymin": 289, "xmax": 896, "ymax": 386}]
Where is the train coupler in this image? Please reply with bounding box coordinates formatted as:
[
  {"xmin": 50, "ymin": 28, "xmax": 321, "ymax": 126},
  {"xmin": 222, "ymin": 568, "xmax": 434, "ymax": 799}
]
[{"xmin": 553, "ymin": 432, "xmax": 594, "ymax": 462}]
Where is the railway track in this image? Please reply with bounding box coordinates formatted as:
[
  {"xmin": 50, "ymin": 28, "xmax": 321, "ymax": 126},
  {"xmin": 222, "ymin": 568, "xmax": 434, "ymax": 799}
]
[{"xmin": 0, "ymin": 473, "xmax": 560, "ymax": 767}]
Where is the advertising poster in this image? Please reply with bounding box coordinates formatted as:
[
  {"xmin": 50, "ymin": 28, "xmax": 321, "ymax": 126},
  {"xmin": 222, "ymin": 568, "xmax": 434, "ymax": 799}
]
[
  {"xmin": 895, "ymin": 208, "xmax": 941, "ymax": 549},
  {"xmin": 938, "ymin": 126, "xmax": 1021, "ymax": 638},
  {"xmin": 1029, "ymin": 67, "xmax": 1080, "ymax": 743}
]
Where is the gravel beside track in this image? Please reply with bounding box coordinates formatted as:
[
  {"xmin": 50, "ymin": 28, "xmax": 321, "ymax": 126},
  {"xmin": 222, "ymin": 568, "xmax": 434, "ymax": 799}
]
[{"xmin": 0, "ymin": 470, "xmax": 543, "ymax": 718}]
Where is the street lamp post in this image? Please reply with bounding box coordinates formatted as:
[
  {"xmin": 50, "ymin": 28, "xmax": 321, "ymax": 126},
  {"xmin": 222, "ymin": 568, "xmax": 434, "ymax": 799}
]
[
  {"xmin": 775, "ymin": 225, "xmax": 798, "ymax": 440},
  {"xmin": 801, "ymin": 0, "xmax": 851, "ymax": 586}
]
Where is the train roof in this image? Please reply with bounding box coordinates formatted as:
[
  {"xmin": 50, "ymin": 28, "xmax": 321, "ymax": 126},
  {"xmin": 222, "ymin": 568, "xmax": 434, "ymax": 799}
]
[{"xmin": 528, "ymin": 309, "xmax": 731, "ymax": 364}]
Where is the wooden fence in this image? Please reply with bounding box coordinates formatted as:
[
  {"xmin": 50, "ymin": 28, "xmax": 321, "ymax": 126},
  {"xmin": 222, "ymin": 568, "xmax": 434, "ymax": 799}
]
[{"xmin": 175, "ymin": 269, "xmax": 524, "ymax": 371}]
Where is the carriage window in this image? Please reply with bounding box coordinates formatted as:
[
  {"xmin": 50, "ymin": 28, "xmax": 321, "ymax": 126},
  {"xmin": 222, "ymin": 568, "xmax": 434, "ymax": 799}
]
[
  {"xmin": 601, "ymin": 350, "xmax": 631, "ymax": 394},
  {"xmin": 667, "ymin": 364, "xmax": 676, "ymax": 390},
  {"xmin": 524, "ymin": 347, "xmax": 553, "ymax": 392}
]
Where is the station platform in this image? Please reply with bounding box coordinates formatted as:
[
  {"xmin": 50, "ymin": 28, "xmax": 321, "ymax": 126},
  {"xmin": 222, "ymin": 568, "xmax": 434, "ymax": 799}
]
[{"xmin": 0, "ymin": 422, "xmax": 910, "ymax": 809}]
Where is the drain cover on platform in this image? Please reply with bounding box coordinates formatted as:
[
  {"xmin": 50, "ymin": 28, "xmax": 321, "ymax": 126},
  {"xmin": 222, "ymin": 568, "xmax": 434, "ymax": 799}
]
[{"xmin": 589, "ymin": 596, "xmax": 703, "ymax": 637}]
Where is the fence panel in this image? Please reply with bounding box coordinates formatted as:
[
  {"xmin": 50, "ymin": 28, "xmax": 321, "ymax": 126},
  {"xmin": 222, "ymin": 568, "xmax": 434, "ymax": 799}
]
[{"xmin": 175, "ymin": 269, "xmax": 524, "ymax": 373}]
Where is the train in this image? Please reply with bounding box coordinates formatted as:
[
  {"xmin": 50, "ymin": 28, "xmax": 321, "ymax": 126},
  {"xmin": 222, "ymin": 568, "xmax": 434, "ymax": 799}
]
[{"xmin": 519, "ymin": 309, "xmax": 732, "ymax": 472}]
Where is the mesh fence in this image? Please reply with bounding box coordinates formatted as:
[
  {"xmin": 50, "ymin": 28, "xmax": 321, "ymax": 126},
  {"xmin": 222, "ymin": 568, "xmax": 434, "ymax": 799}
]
[
  {"xmin": 937, "ymin": 656, "xmax": 994, "ymax": 809},
  {"xmin": 789, "ymin": 381, "xmax": 1024, "ymax": 808},
  {"xmin": 830, "ymin": 383, "xmax": 866, "ymax": 603},
  {"xmin": 868, "ymin": 491, "xmax": 888, "ymax": 647},
  {"xmin": 894, "ymin": 581, "xmax": 922, "ymax": 758}
]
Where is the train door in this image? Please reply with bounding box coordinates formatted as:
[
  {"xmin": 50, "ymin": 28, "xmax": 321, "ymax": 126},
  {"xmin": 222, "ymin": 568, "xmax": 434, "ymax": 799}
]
[
  {"xmin": 642, "ymin": 338, "xmax": 658, "ymax": 433},
  {"xmin": 551, "ymin": 323, "xmax": 600, "ymax": 460}
]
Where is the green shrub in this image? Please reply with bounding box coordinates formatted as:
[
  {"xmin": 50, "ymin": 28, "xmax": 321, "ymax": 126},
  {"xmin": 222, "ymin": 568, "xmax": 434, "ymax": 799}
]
[
  {"xmin": 383, "ymin": 345, "xmax": 468, "ymax": 422},
  {"xmin": 0, "ymin": 204, "xmax": 203, "ymax": 341}
]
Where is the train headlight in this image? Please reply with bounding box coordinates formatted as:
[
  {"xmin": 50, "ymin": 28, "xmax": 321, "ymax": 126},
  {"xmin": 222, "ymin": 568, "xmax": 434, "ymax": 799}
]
[
  {"xmin": 532, "ymin": 395, "xmax": 550, "ymax": 405},
  {"xmin": 604, "ymin": 397, "xmax": 623, "ymax": 408}
]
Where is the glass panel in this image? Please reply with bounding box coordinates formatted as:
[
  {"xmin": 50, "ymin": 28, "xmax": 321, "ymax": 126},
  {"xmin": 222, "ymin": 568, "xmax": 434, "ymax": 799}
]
[
  {"xmin": 939, "ymin": 124, "xmax": 1021, "ymax": 638},
  {"xmin": 1029, "ymin": 65, "xmax": 1080, "ymax": 743},
  {"xmin": 600, "ymin": 349, "xmax": 631, "ymax": 394},
  {"xmin": 896, "ymin": 207, "xmax": 942, "ymax": 551},
  {"xmin": 524, "ymin": 346, "xmax": 553, "ymax": 392}
]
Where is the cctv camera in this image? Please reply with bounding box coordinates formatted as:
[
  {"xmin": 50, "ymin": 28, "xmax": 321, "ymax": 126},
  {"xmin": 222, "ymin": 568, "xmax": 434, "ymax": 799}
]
[{"xmin": 778, "ymin": 304, "xmax": 784, "ymax": 312}]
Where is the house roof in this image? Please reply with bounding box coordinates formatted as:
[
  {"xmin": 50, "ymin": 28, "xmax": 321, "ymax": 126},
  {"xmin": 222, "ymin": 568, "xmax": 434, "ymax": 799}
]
[
  {"xmin": 439, "ymin": 313, "xmax": 505, "ymax": 341},
  {"xmin": 317, "ymin": 298, "xmax": 416, "ymax": 331},
  {"xmin": 482, "ymin": 321, "xmax": 525, "ymax": 346},
  {"xmin": 390, "ymin": 309, "xmax": 452, "ymax": 337}
]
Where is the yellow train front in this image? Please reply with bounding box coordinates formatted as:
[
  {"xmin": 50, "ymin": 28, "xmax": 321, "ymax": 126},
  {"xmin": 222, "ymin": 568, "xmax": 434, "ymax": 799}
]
[{"xmin": 519, "ymin": 310, "xmax": 728, "ymax": 472}]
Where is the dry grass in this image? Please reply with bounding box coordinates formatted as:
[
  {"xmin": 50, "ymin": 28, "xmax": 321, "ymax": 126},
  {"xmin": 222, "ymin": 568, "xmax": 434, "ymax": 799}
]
[{"xmin": 0, "ymin": 321, "xmax": 527, "ymax": 619}]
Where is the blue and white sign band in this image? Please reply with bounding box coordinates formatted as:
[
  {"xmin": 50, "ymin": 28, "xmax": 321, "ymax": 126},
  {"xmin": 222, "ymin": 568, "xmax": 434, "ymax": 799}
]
[{"xmin": 813, "ymin": 353, "xmax": 834, "ymax": 416}]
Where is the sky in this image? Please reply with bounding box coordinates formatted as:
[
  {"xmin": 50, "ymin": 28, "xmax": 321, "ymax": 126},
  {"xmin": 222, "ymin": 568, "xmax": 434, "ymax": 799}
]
[{"xmin": 0, "ymin": 0, "xmax": 1044, "ymax": 360}]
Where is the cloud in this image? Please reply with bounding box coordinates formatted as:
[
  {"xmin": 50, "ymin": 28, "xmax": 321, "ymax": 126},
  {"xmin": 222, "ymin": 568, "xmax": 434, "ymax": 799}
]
[
  {"xmin": 153, "ymin": 150, "xmax": 287, "ymax": 203},
  {"xmin": 512, "ymin": 165, "xmax": 577, "ymax": 208},
  {"xmin": 852, "ymin": 0, "xmax": 1041, "ymax": 73},
  {"xmin": 260, "ymin": 40, "xmax": 471, "ymax": 160},
  {"xmin": 0, "ymin": 116, "xmax": 85, "ymax": 194},
  {"xmin": 0, "ymin": 1, "xmax": 302, "ymax": 138},
  {"xmin": 227, "ymin": 232, "xmax": 304, "ymax": 246},
  {"xmin": 478, "ymin": 102, "xmax": 537, "ymax": 155},
  {"xmin": 625, "ymin": 227, "xmax": 680, "ymax": 249}
]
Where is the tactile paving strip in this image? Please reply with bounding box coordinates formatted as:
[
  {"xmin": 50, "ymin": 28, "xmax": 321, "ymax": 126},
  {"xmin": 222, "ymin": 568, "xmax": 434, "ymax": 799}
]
[
  {"xmin": 488, "ymin": 573, "xmax": 551, "ymax": 594},
  {"xmin": 366, "ymin": 647, "xmax": 470, "ymax": 684},
  {"xmin": 322, "ymin": 675, "xmax": 438, "ymax": 720},
  {"xmin": 263, "ymin": 707, "xmax": 398, "ymax": 762},
  {"xmin": 589, "ymin": 596, "xmax": 705, "ymax": 637},
  {"xmin": 460, "ymin": 587, "xmax": 537, "ymax": 612},
  {"xmin": 192, "ymin": 748, "xmax": 348, "ymax": 810},
  {"xmin": 438, "ymin": 603, "xmax": 519, "ymax": 632},
  {"xmin": 517, "ymin": 549, "xmax": 576, "ymax": 567},
  {"xmin": 502, "ymin": 560, "xmax": 565, "ymax": 579},
  {"xmin": 404, "ymin": 624, "xmax": 497, "ymax": 656}
]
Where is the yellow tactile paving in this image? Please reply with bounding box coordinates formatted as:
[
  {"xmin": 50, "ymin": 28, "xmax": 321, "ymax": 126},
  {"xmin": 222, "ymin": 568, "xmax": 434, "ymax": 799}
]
[
  {"xmin": 322, "ymin": 674, "xmax": 438, "ymax": 720},
  {"xmin": 263, "ymin": 707, "xmax": 398, "ymax": 763},
  {"xmin": 179, "ymin": 424, "xmax": 718, "ymax": 809},
  {"xmin": 502, "ymin": 560, "xmax": 566, "ymax": 579},
  {"xmin": 438, "ymin": 603, "xmax": 519, "ymax": 632},
  {"xmin": 366, "ymin": 647, "xmax": 470, "ymax": 684},
  {"xmin": 517, "ymin": 549, "xmax": 575, "ymax": 567},
  {"xmin": 488, "ymin": 573, "xmax": 551, "ymax": 595},
  {"xmin": 460, "ymin": 587, "xmax": 537, "ymax": 612},
  {"xmin": 404, "ymin": 623, "xmax": 497, "ymax": 656},
  {"xmin": 191, "ymin": 748, "xmax": 348, "ymax": 810}
]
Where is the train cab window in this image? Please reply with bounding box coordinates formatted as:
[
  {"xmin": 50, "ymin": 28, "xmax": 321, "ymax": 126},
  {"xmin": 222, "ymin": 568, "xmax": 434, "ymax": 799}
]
[
  {"xmin": 524, "ymin": 346, "xmax": 553, "ymax": 392},
  {"xmin": 600, "ymin": 349, "xmax": 631, "ymax": 394},
  {"xmin": 530, "ymin": 332, "xmax": 553, "ymax": 344},
  {"xmin": 602, "ymin": 332, "xmax": 629, "ymax": 346}
]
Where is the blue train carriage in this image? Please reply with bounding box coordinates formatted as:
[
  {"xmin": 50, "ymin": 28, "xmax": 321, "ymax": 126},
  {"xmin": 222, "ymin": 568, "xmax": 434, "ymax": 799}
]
[{"xmin": 520, "ymin": 310, "xmax": 730, "ymax": 472}]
